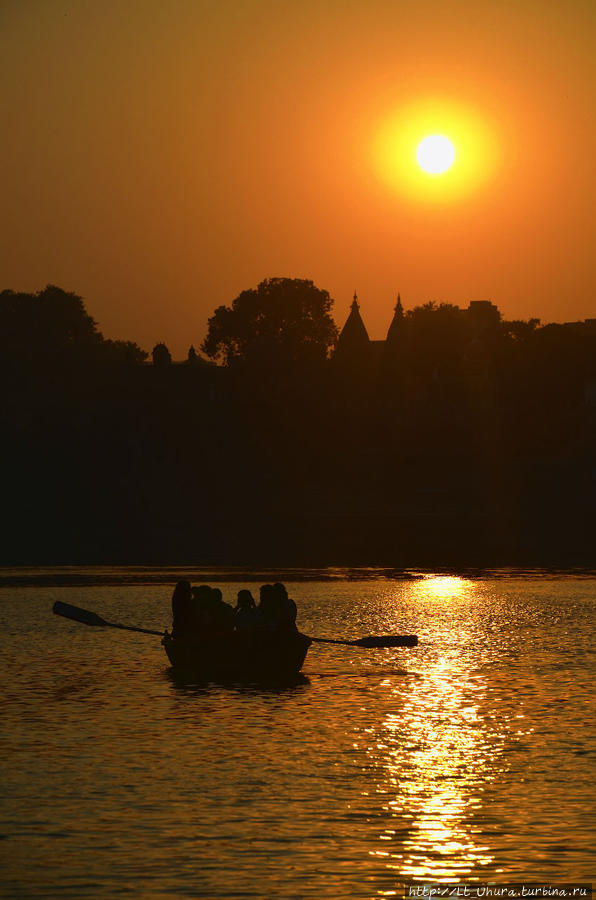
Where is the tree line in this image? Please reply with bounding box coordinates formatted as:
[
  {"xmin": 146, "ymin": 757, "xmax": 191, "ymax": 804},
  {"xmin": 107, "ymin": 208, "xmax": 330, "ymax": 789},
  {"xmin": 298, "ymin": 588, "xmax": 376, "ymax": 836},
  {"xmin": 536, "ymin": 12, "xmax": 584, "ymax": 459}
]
[
  {"xmin": 2, "ymin": 279, "xmax": 594, "ymax": 566},
  {"xmin": 3, "ymin": 279, "xmax": 594, "ymax": 381}
]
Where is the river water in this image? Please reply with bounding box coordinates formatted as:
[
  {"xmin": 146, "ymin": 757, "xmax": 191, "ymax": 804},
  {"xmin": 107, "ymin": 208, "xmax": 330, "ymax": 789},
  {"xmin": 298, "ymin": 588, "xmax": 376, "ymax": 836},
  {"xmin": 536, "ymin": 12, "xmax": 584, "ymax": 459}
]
[{"xmin": 1, "ymin": 569, "xmax": 594, "ymax": 897}]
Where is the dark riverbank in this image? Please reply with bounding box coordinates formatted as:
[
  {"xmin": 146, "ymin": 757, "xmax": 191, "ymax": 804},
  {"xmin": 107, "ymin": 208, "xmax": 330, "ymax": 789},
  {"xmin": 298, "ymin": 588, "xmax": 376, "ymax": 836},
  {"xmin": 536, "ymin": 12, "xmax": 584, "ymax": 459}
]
[
  {"xmin": 4, "ymin": 288, "xmax": 594, "ymax": 570},
  {"xmin": 3, "ymin": 507, "xmax": 594, "ymax": 568}
]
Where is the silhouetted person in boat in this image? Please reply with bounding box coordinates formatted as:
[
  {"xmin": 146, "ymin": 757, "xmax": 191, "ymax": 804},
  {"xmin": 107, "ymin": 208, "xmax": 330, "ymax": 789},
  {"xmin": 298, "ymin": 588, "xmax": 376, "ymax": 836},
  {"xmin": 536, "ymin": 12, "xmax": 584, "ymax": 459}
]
[
  {"xmin": 190, "ymin": 584, "xmax": 212, "ymax": 632},
  {"xmin": 236, "ymin": 589, "xmax": 256, "ymax": 608},
  {"xmin": 211, "ymin": 588, "xmax": 235, "ymax": 635},
  {"xmin": 171, "ymin": 579, "xmax": 193, "ymax": 638},
  {"xmin": 191, "ymin": 584, "xmax": 234, "ymax": 636},
  {"xmin": 272, "ymin": 582, "xmax": 298, "ymax": 630},
  {"xmin": 234, "ymin": 589, "xmax": 257, "ymax": 630},
  {"xmin": 257, "ymin": 583, "xmax": 297, "ymax": 631},
  {"xmin": 257, "ymin": 584, "xmax": 276, "ymax": 626}
]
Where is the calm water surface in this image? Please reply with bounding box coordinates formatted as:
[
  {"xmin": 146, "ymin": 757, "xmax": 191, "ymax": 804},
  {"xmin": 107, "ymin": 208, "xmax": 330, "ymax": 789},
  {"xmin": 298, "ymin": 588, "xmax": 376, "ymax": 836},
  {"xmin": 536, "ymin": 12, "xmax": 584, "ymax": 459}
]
[{"xmin": 1, "ymin": 570, "xmax": 595, "ymax": 897}]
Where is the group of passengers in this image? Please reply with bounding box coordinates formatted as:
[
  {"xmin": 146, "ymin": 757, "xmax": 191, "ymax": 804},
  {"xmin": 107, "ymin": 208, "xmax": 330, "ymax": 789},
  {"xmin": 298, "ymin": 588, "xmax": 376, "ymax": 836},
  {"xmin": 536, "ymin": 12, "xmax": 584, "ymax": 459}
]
[{"xmin": 170, "ymin": 580, "xmax": 297, "ymax": 640}]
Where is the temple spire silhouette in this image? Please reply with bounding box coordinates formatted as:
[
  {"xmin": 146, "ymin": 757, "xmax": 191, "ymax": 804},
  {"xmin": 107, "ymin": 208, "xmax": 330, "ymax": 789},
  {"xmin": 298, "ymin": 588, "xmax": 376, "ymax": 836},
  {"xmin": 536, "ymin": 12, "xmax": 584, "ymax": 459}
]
[
  {"xmin": 386, "ymin": 292, "xmax": 405, "ymax": 348},
  {"xmin": 335, "ymin": 291, "xmax": 370, "ymax": 357}
]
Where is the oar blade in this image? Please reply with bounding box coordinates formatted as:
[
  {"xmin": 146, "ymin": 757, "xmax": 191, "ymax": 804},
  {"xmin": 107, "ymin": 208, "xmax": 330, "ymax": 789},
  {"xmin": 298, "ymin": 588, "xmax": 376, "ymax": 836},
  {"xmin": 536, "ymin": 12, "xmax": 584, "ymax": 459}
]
[
  {"xmin": 52, "ymin": 601, "xmax": 108, "ymax": 628},
  {"xmin": 356, "ymin": 634, "xmax": 418, "ymax": 648}
]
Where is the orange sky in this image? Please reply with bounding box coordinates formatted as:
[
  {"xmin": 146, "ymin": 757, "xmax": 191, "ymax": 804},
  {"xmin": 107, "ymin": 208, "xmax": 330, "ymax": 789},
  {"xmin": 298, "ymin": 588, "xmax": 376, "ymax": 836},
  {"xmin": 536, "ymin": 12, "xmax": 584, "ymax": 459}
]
[{"xmin": 2, "ymin": 0, "xmax": 594, "ymax": 357}]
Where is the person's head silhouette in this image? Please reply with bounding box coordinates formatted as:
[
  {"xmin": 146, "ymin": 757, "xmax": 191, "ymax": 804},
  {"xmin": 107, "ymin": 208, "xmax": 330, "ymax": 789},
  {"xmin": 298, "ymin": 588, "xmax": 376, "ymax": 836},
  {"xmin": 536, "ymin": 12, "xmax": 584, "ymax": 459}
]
[{"xmin": 236, "ymin": 589, "xmax": 255, "ymax": 611}]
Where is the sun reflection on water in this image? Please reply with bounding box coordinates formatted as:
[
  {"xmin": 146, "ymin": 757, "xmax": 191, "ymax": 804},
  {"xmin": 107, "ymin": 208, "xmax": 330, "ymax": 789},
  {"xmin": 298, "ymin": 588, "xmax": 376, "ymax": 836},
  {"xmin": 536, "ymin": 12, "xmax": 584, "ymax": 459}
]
[
  {"xmin": 418, "ymin": 575, "xmax": 471, "ymax": 601},
  {"xmin": 360, "ymin": 575, "xmax": 508, "ymax": 884}
]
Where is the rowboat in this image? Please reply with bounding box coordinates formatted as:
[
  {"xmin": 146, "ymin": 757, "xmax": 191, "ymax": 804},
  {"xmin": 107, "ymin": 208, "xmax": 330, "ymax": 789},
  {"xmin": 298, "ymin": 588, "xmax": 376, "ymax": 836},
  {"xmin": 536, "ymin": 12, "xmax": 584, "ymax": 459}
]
[
  {"xmin": 51, "ymin": 601, "xmax": 418, "ymax": 683},
  {"xmin": 162, "ymin": 628, "xmax": 312, "ymax": 681}
]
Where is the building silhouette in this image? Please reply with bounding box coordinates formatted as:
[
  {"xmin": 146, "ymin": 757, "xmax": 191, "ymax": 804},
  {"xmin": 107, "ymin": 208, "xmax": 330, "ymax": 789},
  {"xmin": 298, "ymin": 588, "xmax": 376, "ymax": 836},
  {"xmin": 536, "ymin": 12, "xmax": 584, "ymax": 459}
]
[{"xmin": 334, "ymin": 293, "xmax": 500, "ymax": 369}]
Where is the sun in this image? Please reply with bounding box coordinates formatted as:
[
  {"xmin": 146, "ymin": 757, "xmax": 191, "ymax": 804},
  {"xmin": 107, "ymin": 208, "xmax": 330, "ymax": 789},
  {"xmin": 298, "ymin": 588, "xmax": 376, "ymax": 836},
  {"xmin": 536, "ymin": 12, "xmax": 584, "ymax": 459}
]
[
  {"xmin": 372, "ymin": 99, "xmax": 498, "ymax": 204},
  {"xmin": 416, "ymin": 134, "xmax": 455, "ymax": 174}
]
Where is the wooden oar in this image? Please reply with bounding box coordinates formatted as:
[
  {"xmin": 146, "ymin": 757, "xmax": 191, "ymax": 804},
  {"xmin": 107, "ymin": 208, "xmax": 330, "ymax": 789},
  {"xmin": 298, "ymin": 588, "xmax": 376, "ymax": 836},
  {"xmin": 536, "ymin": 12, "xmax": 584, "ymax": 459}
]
[
  {"xmin": 52, "ymin": 601, "xmax": 418, "ymax": 648},
  {"xmin": 52, "ymin": 601, "xmax": 163, "ymax": 636},
  {"xmin": 309, "ymin": 634, "xmax": 418, "ymax": 648}
]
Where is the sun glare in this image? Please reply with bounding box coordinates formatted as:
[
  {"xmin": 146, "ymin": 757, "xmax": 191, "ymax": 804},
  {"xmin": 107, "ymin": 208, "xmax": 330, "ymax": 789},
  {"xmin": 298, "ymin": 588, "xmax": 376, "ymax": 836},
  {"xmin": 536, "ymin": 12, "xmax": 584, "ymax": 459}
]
[
  {"xmin": 373, "ymin": 99, "xmax": 498, "ymax": 204},
  {"xmin": 420, "ymin": 575, "xmax": 470, "ymax": 601},
  {"xmin": 416, "ymin": 135, "xmax": 455, "ymax": 174}
]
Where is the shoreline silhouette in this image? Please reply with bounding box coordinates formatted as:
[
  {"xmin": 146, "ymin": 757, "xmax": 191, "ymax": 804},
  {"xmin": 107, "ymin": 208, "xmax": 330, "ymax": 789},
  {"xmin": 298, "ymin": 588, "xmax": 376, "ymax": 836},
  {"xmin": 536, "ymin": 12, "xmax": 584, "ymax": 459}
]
[{"xmin": 2, "ymin": 281, "xmax": 594, "ymax": 567}]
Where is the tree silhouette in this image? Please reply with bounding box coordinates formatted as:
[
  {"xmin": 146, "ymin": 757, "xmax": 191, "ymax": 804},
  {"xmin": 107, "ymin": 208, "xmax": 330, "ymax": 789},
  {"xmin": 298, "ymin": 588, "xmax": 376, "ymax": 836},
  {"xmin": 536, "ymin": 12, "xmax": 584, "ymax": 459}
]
[
  {"xmin": 501, "ymin": 318, "xmax": 541, "ymax": 342},
  {"xmin": 201, "ymin": 277, "xmax": 338, "ymax": 366},
  {"xmin": 0, "ymin": 285, "xmax": 101, "ymax": 367},
  {"xmin": 0, "ymin": 284, "xmax": 146, "ymax": 370},
  {"xmin": 102, "ymin": 339, "xmax": 148, "ymax": 366},
  {"xmin": 152, "ymin": 342, "xmax": 172, "ymax": 366},
  {"xmin": 404, "ymin": 302, "xmax": 466, "ymax": 374}
]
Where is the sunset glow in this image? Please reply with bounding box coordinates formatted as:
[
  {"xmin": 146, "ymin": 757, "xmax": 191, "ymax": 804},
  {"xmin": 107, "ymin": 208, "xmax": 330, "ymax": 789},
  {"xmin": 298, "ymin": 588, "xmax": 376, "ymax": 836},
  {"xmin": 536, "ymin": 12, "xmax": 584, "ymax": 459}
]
[{"xmin": 1, "ymin": 1, "xmax": 594, "ymax": 352}]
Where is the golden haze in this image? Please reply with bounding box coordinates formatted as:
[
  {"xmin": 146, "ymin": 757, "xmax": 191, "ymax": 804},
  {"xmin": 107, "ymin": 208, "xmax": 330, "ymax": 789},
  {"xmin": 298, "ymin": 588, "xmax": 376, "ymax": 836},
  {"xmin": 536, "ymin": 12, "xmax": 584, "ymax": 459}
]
[{"xmin": 1, "ymin": 0, "xmax": 594, "ymax": 356}]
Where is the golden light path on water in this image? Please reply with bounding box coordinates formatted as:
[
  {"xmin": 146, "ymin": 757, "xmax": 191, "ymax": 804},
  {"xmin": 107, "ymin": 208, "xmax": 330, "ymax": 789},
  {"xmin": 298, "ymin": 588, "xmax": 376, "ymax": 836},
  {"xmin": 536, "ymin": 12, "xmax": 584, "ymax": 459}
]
[{"xmin": 360, "ymin": 575, "xmax": 511, "ymax": 885}]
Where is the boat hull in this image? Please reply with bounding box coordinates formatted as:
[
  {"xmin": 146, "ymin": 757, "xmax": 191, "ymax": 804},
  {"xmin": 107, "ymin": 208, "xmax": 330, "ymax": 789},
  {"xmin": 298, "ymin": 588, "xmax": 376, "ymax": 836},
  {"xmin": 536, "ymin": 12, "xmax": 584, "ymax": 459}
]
[{"xmin": 162, "ymin": 629, "xmax": 312, "ymax": 681}]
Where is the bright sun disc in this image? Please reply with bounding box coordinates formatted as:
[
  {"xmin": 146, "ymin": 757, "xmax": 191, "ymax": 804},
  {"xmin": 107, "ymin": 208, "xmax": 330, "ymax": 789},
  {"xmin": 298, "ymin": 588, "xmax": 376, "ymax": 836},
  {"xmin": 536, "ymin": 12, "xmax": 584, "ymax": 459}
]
[
  {"xmin": 416, "ymin": 134, "xmax": 455, "ymax": 174},
  {"xmin": 373, "ymin": 100, "xmax": 498, "ymax": 204}
]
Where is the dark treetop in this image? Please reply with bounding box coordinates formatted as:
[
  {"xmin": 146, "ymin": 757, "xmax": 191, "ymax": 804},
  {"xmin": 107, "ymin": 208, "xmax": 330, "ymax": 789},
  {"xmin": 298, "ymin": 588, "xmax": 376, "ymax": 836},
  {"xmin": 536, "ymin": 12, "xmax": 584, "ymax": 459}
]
[{"xmin": 201, "ymin": 277, "xmax": 338, "ymax": 366}]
